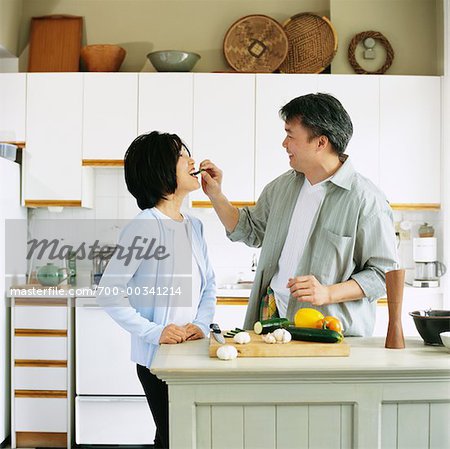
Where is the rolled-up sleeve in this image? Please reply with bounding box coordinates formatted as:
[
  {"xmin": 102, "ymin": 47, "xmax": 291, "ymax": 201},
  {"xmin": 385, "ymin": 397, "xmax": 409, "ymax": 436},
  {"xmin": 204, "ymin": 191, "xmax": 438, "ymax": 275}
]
[{"xmin": 351, "ymin": 208, "xmax": 399, "ymax": 302}]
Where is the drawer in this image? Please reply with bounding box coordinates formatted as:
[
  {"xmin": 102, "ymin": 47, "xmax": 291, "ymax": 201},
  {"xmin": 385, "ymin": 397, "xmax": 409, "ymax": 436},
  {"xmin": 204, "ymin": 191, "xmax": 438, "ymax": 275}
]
[
  {"xmin": 75, "ymin": 396, "xmax": 154, "ymax": 444},
  {"xmin": 15, "ymin": 397, "xmax": 67, "ymax": 432},
  {"xmin": 14, "ymin": 336, "xmax": 67, "ymax": 360},
  {"xmin": 15, "ymin": 367, "xmax": 67, "ymax": 390},
  {"xmin": 14, "ymin": 305, "xmax": 67, "ymax": 330}
]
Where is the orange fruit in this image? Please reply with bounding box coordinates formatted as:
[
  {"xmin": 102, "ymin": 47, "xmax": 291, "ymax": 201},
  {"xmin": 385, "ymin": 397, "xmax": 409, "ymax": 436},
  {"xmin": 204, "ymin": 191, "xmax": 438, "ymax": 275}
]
[
  {"xmin": 321, "ymin": 316, "xmax": 343, "ymax": 333},
  {"xmin": 294, "ymin": 308, "xmax": 324, "ymax": 328}
]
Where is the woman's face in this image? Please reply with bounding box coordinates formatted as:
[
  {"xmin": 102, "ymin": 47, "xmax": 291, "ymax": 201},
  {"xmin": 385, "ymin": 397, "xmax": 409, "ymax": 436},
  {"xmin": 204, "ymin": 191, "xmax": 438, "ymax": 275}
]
[{"xmin": 175, "ymin": 146, "xmax": 200, "ymax": 194}]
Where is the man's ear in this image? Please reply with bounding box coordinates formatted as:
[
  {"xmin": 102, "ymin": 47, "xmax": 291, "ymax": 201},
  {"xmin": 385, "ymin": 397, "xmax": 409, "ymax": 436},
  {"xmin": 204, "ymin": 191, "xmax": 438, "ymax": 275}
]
[{"xmin": 316, "ymin": 135, "xmax": 329, "ymax": 151}]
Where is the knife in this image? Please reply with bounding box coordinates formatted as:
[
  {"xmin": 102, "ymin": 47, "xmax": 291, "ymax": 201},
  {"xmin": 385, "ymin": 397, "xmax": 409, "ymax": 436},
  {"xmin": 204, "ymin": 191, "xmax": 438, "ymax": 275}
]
[{"xmin": 209, "ymin": 323, "xmax": 225, "ymax": 344}]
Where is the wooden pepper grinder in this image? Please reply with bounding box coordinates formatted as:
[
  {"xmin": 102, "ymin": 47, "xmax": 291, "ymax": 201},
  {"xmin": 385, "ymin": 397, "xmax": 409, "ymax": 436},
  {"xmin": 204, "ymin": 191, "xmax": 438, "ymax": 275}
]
[{"xmin": 385, "ymin": 268, "xmax": 406, "ymax": 349}]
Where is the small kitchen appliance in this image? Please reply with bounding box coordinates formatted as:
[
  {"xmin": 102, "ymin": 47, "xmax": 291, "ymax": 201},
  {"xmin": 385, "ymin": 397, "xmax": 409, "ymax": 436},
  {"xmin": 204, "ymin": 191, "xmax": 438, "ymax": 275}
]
[
  {"xmin": 412, "ymin": 238, "xmax": 446, "ymax": 287},
  {"xmin": 92, "ymin": 245, "xmax": 116, "ymax": 285}
]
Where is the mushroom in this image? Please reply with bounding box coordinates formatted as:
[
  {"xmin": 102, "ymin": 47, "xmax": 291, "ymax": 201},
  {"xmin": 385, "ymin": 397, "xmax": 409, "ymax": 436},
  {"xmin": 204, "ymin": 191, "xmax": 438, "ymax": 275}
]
[
  {"xmin": 233, "ymin": 331, "xmax": 251, "ymax": 344},
  {"xmin": 273, "ymin": 328, "xmax": 292, "ymax": 343},
  {"xmin": 216, "ymin": 345, "xmax": 238, "ymax": 360}
]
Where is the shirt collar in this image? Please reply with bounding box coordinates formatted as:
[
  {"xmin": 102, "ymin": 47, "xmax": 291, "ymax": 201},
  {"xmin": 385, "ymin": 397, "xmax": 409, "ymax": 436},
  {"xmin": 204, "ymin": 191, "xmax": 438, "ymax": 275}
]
[{"xmin": 328, "ymin": 154, "xmax": 355, "ymax": 191}]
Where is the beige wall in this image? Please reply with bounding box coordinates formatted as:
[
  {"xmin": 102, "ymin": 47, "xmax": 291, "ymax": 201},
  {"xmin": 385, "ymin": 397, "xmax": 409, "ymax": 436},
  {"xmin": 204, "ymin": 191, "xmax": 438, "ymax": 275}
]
[
  {"xmin": 330, "ymin": 0, "xmax": 442, "ymax": 75},
  {"xmin": 16, "ymin": 0, "xmax": 442, "ymax": 74},
  {"xmin": 0, "ymin": 0, "xmax": 23, "ymax": 55}
]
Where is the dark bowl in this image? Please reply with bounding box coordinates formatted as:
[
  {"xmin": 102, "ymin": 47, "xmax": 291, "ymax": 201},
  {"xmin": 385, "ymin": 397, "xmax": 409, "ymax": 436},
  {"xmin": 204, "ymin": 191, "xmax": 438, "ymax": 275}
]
[{"xmin": 409, "ymin": 310, "xmax": 450, "ymax": 345}]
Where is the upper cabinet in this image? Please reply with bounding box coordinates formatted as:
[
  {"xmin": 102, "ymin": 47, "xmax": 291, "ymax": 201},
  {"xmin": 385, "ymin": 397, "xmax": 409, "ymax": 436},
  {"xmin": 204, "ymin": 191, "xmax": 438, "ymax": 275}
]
[
  {"xmin": 138, "ymin": 73, "xmax": 194, "ymax": 148},
  {"xmin": 24, "ymin": 74, "xmax": 93, "ymax": 207},
  {"xmin": 317, "ymin": 75, "xmax": 380, "ymax": 187},
  {"xmin": 0, "ymin": 73, "xmax": 26, "ymax": 142},
  {"xmin": 379, "ymin": 76, "xmax": 441, "ymax": 205},
  {"xmin": 83, "ymin": 73, "xmax": 138, "ymax": 161},
  {"xmin": 191, "ymin": 74, "xmax": 255, "ymax": 203}
]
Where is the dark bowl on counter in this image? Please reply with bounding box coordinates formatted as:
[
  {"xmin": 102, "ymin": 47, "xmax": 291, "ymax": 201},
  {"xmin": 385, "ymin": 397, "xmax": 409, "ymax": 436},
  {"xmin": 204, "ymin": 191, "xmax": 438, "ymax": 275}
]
[{"xmin": 409, "ymin": 310, "xmax": 450, "ymax": 345}]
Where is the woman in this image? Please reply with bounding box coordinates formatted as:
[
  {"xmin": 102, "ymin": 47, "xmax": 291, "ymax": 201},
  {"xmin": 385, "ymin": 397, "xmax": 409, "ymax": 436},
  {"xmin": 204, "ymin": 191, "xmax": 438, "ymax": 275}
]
[{"xmin": 97, "ymin": 131, "xmax": 216, "ymax": 449}]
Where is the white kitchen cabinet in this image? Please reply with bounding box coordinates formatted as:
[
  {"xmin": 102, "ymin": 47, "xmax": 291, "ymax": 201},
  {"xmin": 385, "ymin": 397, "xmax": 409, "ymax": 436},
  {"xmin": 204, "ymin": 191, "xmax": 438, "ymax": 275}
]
[
  {"xmin": 75, "ymin": 396, "xmax": 154, "ymax": 445},
  {"xmin": 138, "ymin": 73, "xmax": 194, "ymax": 148},
  {"xmin": 15, "ymin": 398, "xmax": 67, "ymax": 432},
  {"xmin": 379, "ymin": 76, "xmax": 441, "ymax": 204},
  {"xmin": 83, "ymin": 73, "xmax": 138, "ymax": 160},
  {"xmin": 255, "ymin": 74, "xmax": 318, "ymax": 198},
  {"xmin": 15, "ymin": 367, "xmax": 67, "ymax": 390},
  {"xmin": 0, "ymin": 73, "xmax": 26, "ymax": 142},
  {"xmin": 317, "ymin": 74, "xmax": 380, "ymax": 186},
  {"xmin": 14, "ymin": 305, "xmax": 67, "ymax": 330},
  {"xmin": 214, "ymin": 304, "xmax": 247, "ymax": 330},
  {"xmin": 24, "ymin": 73, "xmax": 93, "ymax": 207},
  {"xmin": 192, "ymin": 74, "xmax": 255, "ymax": 203},
  {"xmin": 14, "ymin": 336, "xmax": 67, "ymax": 360}
]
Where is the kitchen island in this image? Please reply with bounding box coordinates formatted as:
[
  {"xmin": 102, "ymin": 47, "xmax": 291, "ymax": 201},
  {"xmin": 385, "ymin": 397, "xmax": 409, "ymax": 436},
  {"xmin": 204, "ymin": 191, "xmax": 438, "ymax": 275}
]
[{"xmin": 151, "ymin": 337, "xmax": 450, "ymax": 449}]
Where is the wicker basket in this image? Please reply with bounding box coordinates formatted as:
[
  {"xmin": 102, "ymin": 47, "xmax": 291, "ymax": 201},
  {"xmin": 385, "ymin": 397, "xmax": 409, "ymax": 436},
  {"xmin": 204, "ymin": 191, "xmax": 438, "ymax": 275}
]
[
  {"xmin": 223, "ymin": 15, "xmax": 288, "ymax": 73},
  {"xmin": 80, "ymin": 44, "xmax": 126, "ymax": 72},
  {"xmin": 278, "ymin": 13, "xmax": 337, "ymax": 74}
]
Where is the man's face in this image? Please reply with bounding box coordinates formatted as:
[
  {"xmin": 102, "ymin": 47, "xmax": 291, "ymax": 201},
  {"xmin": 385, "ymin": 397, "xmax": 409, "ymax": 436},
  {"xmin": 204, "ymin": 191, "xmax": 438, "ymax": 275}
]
[{"xmin": 282, "ymin": 119, "xmax": 320, "ymax": 173}]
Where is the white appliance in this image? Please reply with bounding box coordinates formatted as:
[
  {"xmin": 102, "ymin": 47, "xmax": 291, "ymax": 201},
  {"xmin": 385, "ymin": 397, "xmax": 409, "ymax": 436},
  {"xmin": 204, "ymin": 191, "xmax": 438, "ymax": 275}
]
[
  {"xmin": 75, "ymin": 297, "xmax": 155, "ymax": 445},
  {"xmin": 413, "ymin": 238, "xmax": 447, "ymax": 287},
  {"xmin": 0, "ymin": 157, "xmax": 26, "ymax": 446}
]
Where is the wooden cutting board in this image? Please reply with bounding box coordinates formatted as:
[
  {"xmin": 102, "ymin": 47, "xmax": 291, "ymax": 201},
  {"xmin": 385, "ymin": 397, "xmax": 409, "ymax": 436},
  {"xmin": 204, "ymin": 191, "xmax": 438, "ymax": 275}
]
[
  {"xmin": 209, "ymin": 331, "xmax": 350, "ymax": 357},
  {"xmin": 28, "ymin": 15, "xmax": 83, "ymax": 72}
]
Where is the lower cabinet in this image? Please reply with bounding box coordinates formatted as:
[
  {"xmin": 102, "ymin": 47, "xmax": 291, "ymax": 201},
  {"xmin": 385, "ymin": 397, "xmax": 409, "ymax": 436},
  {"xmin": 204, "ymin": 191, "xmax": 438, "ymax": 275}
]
[
  {"xmin": 75, "ymin": 396, "xmax": 155, "ymax": 445},
  {"xmin": 15, "ymin": 397, "xmax": 67, "ymax": 432}
]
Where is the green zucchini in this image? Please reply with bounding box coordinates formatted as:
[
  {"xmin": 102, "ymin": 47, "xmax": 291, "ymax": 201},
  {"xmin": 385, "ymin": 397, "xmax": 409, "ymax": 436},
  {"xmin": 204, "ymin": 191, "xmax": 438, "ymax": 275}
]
[
  {"xmin": 286, "ymin": 326, "xmax": 343, "ymax": 343},
  {"xmin": 254, "ymin": 318, "xmax": 291, "ymax": 335}
]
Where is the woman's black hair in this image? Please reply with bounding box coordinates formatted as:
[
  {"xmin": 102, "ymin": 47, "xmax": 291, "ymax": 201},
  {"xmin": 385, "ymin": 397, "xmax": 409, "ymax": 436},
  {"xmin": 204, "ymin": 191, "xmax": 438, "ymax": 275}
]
[{"xmin": 124, "ymin": 131, "xmax": 189, "ymax": 210}]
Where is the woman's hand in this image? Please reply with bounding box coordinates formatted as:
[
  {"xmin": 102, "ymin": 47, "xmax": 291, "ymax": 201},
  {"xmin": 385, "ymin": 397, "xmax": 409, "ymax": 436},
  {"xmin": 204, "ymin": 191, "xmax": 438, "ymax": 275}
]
[
  {"xmin": 159, "ymin": 324, "xmax": 187, "ymax": 344},
  {"xmin": 184, "ymin": 323, "xmax": 205, "ymax": 341},
  {"xmin": 199, "ymin": 160, "xmax": 223, "ymax": 199}
]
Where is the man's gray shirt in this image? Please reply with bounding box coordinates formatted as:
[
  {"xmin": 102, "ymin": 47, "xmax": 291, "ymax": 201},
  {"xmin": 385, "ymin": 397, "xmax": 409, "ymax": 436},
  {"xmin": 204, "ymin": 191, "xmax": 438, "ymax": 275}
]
[{"xmin": 227, "ymin": 158, "xmax": 398, "ymax": 336}]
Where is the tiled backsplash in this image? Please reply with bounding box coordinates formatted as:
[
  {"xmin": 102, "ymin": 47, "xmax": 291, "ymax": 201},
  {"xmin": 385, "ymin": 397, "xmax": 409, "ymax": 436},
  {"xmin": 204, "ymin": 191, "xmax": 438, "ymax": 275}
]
[{"xmin": 29, "ymin": 168, "xmax": 442, "ymax": 285}]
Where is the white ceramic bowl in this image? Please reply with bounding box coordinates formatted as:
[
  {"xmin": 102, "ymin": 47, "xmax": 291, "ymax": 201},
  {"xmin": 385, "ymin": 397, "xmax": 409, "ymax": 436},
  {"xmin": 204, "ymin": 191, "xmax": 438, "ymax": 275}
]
[{"xmin": 440, "ymin": 331, "xmax": 450, "ymax": 352}]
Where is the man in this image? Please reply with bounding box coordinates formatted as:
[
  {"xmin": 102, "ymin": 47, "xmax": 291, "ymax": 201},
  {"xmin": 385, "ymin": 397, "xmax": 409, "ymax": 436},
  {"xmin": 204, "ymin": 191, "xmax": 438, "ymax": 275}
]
[{"xmin": 199, "ymin": 93, "xmax": 398, "ymax": 336}]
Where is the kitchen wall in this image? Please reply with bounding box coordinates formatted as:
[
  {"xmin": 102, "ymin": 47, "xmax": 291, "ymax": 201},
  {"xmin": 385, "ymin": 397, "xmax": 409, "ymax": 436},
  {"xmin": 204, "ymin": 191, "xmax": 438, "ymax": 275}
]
[
  {"xmin": 0, "ymin": 0, "xmax": 23, "ymax": 56},
  {"xmin": 28, "ymin": 168, "xmax": 443, "ymax": 287},
  {"xmin": 15, "ymin": 0, "xmax": 443, "ymax": 74},
  {"xmin": 29, "ymin": 168, "xmax": 260, "ymax": 286}
]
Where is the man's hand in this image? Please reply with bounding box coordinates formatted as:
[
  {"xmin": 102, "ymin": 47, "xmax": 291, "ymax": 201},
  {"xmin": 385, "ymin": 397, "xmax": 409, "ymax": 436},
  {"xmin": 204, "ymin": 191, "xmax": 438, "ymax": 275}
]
[
  {"xmin": 199, "ymin": 160, "xmax": 223, "ymax": 199},
  {"xmin": 287, "ymin": 275, "xmax": 331, "ymax": 306},
  {"xmin": 184, "ymin": 323, "xmax": 205, "ymax": 341},
  {"xmin": 159, "ymin": 324, "xmax": 187, "ymax": 344}
]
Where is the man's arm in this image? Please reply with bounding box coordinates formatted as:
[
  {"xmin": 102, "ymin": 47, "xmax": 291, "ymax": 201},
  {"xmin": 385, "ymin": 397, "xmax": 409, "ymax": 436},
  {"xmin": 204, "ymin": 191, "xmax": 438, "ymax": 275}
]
[{"xmin": 200, "ymin": 160, "xmax": 239, "ymax": 233}]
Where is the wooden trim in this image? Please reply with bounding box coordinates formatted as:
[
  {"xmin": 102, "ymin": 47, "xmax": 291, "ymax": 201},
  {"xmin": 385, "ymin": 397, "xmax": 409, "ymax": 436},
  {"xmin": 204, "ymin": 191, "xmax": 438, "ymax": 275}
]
[
  {"xmin": 390, "ymin": 203, "xmax": 440, "ymax": 211},
  {"xmin": 16, "ymin": 431, "xmax": 67, "ymax": 448},
  {"xmin": 24, "ymin": 199, "xmax": 82, "ymax": 207},
  {"xmin": 217, "ymin": 297, "xmax": 249, "ymax": 305},
  {"xmin": 2, "ymin": 140, "xmax": 25, "ymax": 149},
  {"xmin": 15, "ymin": 359, "xmax": 67, "ymax": 368},
  {"xmin": 15, "ymin": 329, "xmax": 67, "ymax": 337},
  {"xmin": 14, "ymin": 298, "xmax": 67, "ymax": 306},
  {"xmin": 15, "ymin": 389, "xmax": 67, "ymax": 398},
  {"xmin": 192, "ymin": 200, "xmax": 256, "ymax": 208},
  {"xmin": 82, "ymin": 158, "xmax": 124, "ymax": 166}
]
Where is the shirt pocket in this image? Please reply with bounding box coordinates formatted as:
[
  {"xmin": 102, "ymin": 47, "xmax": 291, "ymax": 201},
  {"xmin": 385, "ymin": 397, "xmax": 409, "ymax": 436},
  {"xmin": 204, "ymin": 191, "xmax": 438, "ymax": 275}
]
[{"xmin": 311, "ymin": 229, "xmax": 355, "ymax": 284}]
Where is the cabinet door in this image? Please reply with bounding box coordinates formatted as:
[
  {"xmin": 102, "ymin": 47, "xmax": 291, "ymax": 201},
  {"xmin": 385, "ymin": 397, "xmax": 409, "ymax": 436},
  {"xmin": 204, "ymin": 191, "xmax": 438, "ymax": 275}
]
[
  {"xmin": 192, "ymin": 74, "xmax": 255, "ymax": 202},
  {"xmin": 380, "ymin": 76, "xmax": 441, "ymax": 204},
  {"xmin": 255, "ymin": 74, "xmax": 318, "ymax": 198},
  {"xmin": 24, "ymin": 74, "xmax": 83, "ymax": 203},
  {"xmin": 138, "ymin": 73, "xmax": 193, "ymax": 148},
  {"xmin": 0, "ymin": 73, "xmax": 26, "ymax": 141},
  {"xmin": 317, "ymin": 75, "xmax": 380, "ymax": 186},
  {"xmin": 83, "ymin": 73, "xmax": 138, "ymax": 160}
]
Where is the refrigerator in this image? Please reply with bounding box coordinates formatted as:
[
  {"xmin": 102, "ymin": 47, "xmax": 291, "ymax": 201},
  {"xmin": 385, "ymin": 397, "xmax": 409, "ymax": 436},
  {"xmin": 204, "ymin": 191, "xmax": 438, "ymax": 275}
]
[{"xmin": 0, "ymin": 157, "xmax": 26, "ymax": 445}]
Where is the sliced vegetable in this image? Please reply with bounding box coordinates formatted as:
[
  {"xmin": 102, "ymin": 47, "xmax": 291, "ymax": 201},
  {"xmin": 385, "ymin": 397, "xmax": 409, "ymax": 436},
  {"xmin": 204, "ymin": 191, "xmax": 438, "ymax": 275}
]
[
  {"xmin": 254, "ymin": 318, "xmax": 291, "ymax": 335},
  {"xmin": 287, "ymin": 326, "xmax": 343, "ymax": 343}
]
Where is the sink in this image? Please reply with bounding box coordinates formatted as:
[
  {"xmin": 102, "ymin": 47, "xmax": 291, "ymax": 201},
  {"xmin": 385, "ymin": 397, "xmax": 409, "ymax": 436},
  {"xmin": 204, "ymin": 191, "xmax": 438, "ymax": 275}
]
[{"xmin": 220, "ymin": 282, "xmax": 254, "ymax": 290}]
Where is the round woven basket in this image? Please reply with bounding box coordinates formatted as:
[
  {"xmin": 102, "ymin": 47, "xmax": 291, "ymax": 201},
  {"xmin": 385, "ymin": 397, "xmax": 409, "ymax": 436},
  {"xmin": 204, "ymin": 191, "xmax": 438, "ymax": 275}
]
[
  {"xmin": 81, "ymin": 44, "xmax": 126, "ymax": 72},
  {"xmin": 223, "ymin": 15, "xmax": 288, "ymax": 73},
  {"xmin": 279, "ymin": 13, "xmax": 338, "ymax": 74}
]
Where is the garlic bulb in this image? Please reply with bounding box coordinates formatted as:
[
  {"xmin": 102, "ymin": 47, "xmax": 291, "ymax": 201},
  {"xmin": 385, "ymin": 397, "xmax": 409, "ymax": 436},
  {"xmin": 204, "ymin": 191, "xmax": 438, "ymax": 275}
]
[
  {"xmin": 262, "ymin": 332, "xmax": 277, "ymax": 344},
  {"xmin": 273, "ymin": 328, "xmax": 292, "ymax": 343},
  {"xmin": 233, "ymin": 331, "xmax": 251, "ymax": 344},
  {"xmin": 216, "ymin": 345, "xmax": 238, "ymax": 360}
]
